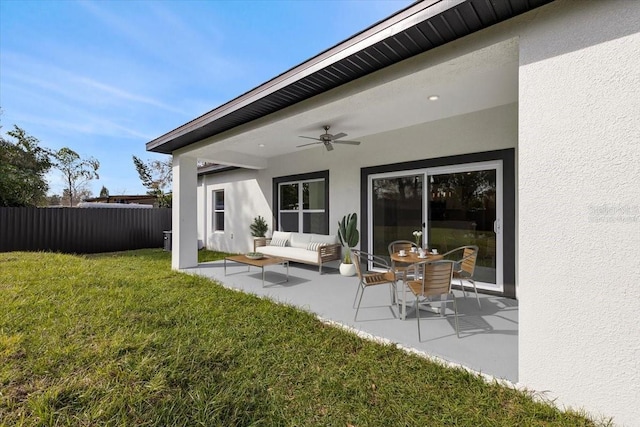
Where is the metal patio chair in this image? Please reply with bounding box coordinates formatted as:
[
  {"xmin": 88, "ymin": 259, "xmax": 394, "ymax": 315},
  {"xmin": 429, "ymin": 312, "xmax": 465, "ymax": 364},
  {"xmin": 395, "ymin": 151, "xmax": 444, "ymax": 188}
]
[
  {"xmin": 387, "ymin": 240, "xmax": 420, "ymax": 280},
  {"xmin": 351, "ymin": 249, "xmax": 397, "ymax": 321},
  {"xmin": 405, "ymin": 259, "xmax": 459, "ymax": 340},
  {"xmin": 442, "ymin": 245, "xmax": 481, "ymax": 309}
]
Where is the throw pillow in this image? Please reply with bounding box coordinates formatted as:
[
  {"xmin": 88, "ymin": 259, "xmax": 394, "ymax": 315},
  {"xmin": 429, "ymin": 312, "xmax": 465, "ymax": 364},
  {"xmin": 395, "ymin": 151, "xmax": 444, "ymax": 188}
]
[
  {"xmin": 307, "ymin": 241, "xmax": 327, "ymax": 251},
  {"xmin": 270, "ymin": 238, "xmax": 288, "ymax": 247}
]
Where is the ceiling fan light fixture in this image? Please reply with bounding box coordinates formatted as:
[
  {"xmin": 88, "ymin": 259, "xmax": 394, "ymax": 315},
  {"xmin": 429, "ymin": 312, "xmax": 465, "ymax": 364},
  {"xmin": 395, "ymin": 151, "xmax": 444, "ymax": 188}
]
[{"xmin": 296, "ymin": 125, "xmax": 361, "ymax": 151}]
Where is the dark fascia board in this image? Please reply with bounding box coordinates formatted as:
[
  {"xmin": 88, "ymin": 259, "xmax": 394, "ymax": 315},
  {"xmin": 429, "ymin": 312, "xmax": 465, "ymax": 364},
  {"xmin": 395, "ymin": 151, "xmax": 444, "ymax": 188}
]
[{"xmin": 147, "ymin": 0, "xmax": 553, "ymax": 155}]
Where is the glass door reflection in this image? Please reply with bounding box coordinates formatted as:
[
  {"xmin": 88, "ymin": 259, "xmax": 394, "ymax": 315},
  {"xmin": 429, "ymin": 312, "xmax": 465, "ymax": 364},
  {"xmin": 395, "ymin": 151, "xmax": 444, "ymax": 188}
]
[
  {"xmin": 427, "ymin": 169, "xmax": 497, "ymax": 285},
  {"xmin": 371, "ymin": 175, "xmax": 423, "ymax": 262}
]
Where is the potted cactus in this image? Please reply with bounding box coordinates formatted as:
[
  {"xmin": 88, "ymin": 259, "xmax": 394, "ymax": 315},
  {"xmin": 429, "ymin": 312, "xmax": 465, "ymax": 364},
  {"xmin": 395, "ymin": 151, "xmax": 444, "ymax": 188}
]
[{"xmin": 338, "ymin": 212, "xmax": 359, "ymax": 276}]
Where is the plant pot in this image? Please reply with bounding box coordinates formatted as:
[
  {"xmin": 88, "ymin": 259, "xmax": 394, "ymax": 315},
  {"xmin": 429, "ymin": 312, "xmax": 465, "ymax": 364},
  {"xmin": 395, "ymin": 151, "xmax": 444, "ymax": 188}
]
[{"xmin": 339, "ymin": 262, "xmax": 356, "ymax": 276}]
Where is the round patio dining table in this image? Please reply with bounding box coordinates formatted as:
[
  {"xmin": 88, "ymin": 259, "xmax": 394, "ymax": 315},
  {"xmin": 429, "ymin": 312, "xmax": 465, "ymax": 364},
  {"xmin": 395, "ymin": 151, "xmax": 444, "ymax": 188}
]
[{"xmin": 390, "ymin": 250, "xmax": 444, "ymax": 320}]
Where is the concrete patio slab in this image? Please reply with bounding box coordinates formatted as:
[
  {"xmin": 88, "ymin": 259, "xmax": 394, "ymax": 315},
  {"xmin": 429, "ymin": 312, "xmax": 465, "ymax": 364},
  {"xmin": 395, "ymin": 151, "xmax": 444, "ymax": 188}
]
[{"xmin": 183, "ymin": 260, "xmax": 518, "ymax": 382}]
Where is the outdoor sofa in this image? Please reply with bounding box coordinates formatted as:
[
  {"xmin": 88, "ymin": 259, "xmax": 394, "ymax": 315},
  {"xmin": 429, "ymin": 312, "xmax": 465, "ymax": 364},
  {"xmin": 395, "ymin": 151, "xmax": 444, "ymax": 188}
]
[{"xmin": 254, "ymin": 231, "xmax": 341, "ymax": 274}]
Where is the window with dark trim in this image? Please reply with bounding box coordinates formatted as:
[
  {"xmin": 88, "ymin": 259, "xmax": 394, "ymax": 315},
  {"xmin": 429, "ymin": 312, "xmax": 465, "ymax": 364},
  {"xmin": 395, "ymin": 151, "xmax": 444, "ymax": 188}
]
[{"xmin": 273, "ymin": 171, "xmax": 329, "ymax": 234}]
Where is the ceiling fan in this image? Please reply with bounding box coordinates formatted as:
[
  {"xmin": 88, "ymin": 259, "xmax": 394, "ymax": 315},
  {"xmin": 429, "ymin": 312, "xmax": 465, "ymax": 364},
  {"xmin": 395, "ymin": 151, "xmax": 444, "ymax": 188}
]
[{"xmin": 297, "ymin": 125, "xmax": 361, "ymax": 151}]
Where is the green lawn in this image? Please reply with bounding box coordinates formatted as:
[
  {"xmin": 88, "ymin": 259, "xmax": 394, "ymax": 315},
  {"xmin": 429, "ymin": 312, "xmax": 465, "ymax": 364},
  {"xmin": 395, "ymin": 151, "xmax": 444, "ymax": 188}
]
[{"xmin": 0, "ymin": 250, "xmax": 602, "ymax": 426}]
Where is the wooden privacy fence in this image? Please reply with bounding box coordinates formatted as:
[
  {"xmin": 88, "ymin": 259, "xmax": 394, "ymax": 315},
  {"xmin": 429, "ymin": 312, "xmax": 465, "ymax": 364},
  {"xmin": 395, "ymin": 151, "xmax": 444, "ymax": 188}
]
[{"xmin": 0, "ymin": 207, "xmax": 171, "ymax": 254}]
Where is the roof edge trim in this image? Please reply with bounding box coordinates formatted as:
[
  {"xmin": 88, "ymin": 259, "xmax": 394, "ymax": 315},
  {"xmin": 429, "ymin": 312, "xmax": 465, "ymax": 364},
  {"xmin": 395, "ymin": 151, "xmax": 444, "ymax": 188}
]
[{"xmin": 146, "ymin": 0, "xmax": 464, "ymax": 152}]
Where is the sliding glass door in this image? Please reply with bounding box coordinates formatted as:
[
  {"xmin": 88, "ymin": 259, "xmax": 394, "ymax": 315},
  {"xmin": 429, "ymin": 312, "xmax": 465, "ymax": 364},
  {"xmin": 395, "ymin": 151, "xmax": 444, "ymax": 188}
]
[
  {"xmin": 371, "ymin": 174, "xmax": 423, "ymax": 257},
  {"xmin": 427, "ymin": 163, "xmax": 502, "ymax": 290},
  {"xmin": 368, "ymin": 161, "xmax": 503, "ymax": 292}
]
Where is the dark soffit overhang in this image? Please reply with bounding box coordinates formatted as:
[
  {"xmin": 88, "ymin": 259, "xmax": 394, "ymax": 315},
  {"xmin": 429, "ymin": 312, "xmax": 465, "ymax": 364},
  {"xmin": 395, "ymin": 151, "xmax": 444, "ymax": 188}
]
[{"xmin": 147, "ymin": 0, "xmax": 554, "ymax": 155}]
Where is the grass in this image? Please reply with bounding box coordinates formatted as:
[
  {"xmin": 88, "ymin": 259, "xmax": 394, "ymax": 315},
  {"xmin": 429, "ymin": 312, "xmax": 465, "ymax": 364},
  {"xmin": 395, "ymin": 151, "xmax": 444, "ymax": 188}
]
[
  {"xmin": 373, "ymin": 226, "xmax": 496, "ymax": 267},
  {"xmin": 0, "ymin": 249, "xmax": 601, "ymax": 426}
]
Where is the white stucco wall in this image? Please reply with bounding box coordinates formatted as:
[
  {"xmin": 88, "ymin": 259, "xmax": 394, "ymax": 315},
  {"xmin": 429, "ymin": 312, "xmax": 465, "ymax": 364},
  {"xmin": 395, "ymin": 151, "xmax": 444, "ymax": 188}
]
[
  {"xmin": 199, "ymin": 168, "xmax": 272, "ymax": 253},
  {"xmin": 518, "ymin": 1, "xmax": 640, "ymax": 425}
]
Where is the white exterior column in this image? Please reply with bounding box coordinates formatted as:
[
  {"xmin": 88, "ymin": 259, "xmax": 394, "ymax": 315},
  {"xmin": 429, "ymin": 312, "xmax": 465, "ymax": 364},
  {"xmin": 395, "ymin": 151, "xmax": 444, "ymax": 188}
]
[{"xmin": 171, "ymin": 153, "xmax": 198, "ymax": 269}]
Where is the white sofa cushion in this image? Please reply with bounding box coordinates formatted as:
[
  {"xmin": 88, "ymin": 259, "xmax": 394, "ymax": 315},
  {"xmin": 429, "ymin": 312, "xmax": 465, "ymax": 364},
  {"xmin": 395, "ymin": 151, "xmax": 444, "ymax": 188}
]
[
  {"xmin": 290, "ymin": 233, "xmax": 311, "ymax": 249},
  {"xmin": 309, "ymin": 234, "xmax": 338, "ymax": 245},
  {"xmin": 259, "ymin": 246, "xmax": 318, "ymax": 264},
  {"xmin": 271, "ymin": 231, "xmax": 291, "ymax": 242}
]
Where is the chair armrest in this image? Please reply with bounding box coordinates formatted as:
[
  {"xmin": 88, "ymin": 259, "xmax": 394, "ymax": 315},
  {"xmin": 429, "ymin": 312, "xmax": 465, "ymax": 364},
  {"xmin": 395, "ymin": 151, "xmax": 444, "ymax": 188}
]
[
  {"xmin": 441, "ymin": 247, "xmax": 476, "ymax": 270},
  {"xmin": 441, "ymin": 247, "xmax": 463, "ymax": 258},
  {"xmin": 357, "ymin": 252, "xmax": 391, "ymax": 271},
  {"xmin": 368, "ymin": 254, "xmax": 391, "ymax": 270}
]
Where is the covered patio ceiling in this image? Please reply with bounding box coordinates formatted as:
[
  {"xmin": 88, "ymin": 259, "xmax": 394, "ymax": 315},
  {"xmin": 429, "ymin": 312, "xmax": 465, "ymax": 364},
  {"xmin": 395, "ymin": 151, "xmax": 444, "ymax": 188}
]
[
  {"xmin": 185, "ymin": 38, "xmax": 518, "ymax": 169},
  {"xmin": 147, "ymin": 0, "xmax": 551, "ymax": 162}
]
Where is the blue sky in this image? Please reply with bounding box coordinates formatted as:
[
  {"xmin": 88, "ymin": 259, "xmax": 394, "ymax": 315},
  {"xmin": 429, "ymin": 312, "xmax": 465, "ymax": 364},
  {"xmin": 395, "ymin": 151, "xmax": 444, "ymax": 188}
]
[{"xmin": 0, "ymin": 0, "xmax": 411, "ymax": 196}]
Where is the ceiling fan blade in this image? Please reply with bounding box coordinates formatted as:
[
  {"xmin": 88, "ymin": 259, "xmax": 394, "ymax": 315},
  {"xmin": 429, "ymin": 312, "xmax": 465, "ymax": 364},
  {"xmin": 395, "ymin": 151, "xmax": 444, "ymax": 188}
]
[
  {"xmin": 325, "ymin": 142, "xmax": 334, "ymax": 151},
  {"xmin": 332, "ymin": 140, "xmax": 360, "ymax": 145},
  {"xmin": 298, "ymin": 136, "xmax": 322, "ymax": 141},
  {"xmin": 332, "ymin": 132, "xmax": 347, "ymax": 140},
  {"xmin": 296, "ymin": 141, "xmax": 321, "ymax": 148}
]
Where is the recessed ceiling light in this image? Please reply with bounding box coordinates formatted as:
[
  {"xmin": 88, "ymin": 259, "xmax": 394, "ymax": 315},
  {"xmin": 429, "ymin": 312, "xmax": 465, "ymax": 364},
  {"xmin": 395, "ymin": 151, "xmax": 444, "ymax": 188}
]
[
  {"xmin": 428, "ymin": 95, "xmax": 439, "ymax": 101},
  {"xmin": 258, "ymin": 144, "xmax": 265, "ymax": 147}
]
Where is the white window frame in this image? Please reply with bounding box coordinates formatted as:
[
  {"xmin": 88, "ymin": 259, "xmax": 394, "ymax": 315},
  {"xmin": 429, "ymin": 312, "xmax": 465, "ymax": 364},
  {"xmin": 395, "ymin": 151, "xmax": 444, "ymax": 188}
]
[
  {"xmin": 278, "ymin": 178, "xmax": 325, "ymax": 232},
  {"xmin": 367, "ymin": 160, "xmax": 503, "ymax": 293}
]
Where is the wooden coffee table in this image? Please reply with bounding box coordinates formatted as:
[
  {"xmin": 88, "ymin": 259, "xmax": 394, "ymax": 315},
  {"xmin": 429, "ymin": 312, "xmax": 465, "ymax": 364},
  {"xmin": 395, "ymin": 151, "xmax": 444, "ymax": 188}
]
[{"xmin": 224, "ymin": 254, "xmax": 289, "ymax": 287}]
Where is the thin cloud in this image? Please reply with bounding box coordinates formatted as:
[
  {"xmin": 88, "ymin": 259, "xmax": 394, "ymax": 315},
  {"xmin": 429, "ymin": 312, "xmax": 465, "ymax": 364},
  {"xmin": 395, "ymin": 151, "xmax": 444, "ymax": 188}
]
[
  {"xmin": 77, "ymin": 0, "xmax": 242, "ymax": 83},
  {"xmin": 3, "ymin": 51, "xmax": 186, "ymax": 115},
  {"xmin": 76, "ymin": 0, "xmax": 155, "ymax": 51},
  {"xmin": 13, "ymin": 111, "xmax": 154, "ymax": 142},
  {"xmin": 76, "ymin": 77, "xmax": 185, "ymax": 114}
]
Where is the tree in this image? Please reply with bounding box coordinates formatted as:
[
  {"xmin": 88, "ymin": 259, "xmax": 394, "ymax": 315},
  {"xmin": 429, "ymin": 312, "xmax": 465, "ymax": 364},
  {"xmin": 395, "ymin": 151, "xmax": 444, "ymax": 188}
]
[
  {"xmin": 0, "ymin": 125, "xmax": 53, "ymax": 207},
  {"xmin": 53, "ymin": 147, "xmax": 100, "ymax": 207},
  {"xmin": 132, "ymin": 155, "xmax": 172, "ymax": 207},
  {"xmin": 61, "ymin": 187, "xmax": 93, "ymax": 207},
  {"xmin": 99, "ymin": 185, "xmax": 109, "ymax": 198},
  {"xmin": 46, "ymin": 194, "xmax": 62, "ymax": 206}
]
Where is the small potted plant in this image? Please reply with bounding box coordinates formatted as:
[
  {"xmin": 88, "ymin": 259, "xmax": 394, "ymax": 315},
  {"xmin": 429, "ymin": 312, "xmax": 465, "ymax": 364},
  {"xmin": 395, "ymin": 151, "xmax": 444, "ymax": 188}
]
[
  {"xmin": 338, "ymin": 212, "xmax": 359, "ymax": 276},
  {"xmin": 250, "ymin": 216, "xmax": 269, "ymax": 238},
  {"xmin": 250, "ymin": 215, "xmax": 269, "ymax": 249}
]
